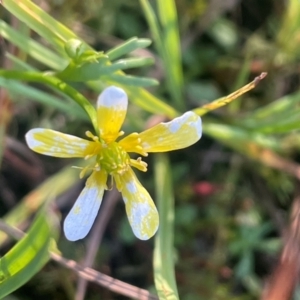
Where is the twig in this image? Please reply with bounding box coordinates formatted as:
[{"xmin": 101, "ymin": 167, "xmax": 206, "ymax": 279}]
[
  {"xmin": 0, "ymin": 219, "xmax": 158, "ymax": 300},
  {"xmin": 51, "ymin": 252, "xmax": 158, "ymax": 300}
]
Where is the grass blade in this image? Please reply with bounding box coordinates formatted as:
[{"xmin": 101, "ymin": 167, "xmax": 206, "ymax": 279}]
[
  {"xmin": 0, "ymin": 70, "xmax": 98, "ymax": 132},
  {"xmin": 194, "ymin": 73, "xmax": 267, "ymax": 116},
  {"xmin": 0, "ymin": 20, "xmax": 66, "ymax": 70},
  {"xmin": 2, "ymin": 0, "xmax": 78, "ymax": 53},
  {"xmin": 0, "ymin": 78, "xmax": 87, "ymax": 120},
  {"xmin": 153, "ymin": 154, "xmax": 179, "ymax": 300},
  {"xmin": 0, "ymin": 208, "xmax": 60, "ymax": 298},
  {"xmin": 107, "ymin": 37, "xmax": 152, "ymax": 60},
  {"xmin": 156, "ymin": 0, "xmax": 184, "ymax": 109},
  {"xmin": 106, "ymin": 74, "xmax": 159, "ymax": 87}
]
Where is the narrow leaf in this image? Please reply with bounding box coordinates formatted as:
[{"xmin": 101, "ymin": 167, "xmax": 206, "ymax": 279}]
[
  {"xmin": 0, "ymin": 20, "xmax": 66, "ymax": 70},
  {"xmin": 107, "ymin": 37, "xmax": 152, "ymax": 61},
  {"xmin": 0, "ymin": 208, "xmax": 60, "ymax": 298},
  {"xmin": 156, "ymin": 0, "xmax": 184, "ymax": 109},
  {"xmin": 106, "ymin": 74, "xmax": 159, "ymax": 87},
  {"xmin": 153, "ymin": 154, "xmax": 179, "ymax": 300},
  {"xmin": 2, "ymin": 0, "xmax": 79, "ymax": 53},
  {"xmin": 194, "ymin": 73, "xmax": 267, "ymax": 116},
  {"xmin": 0, "ymin": 78, "xmax": 87, "ymax": 120},
  {"xmin": 0, "ymin": 70, "xmax": 98, "ymax": 132}
]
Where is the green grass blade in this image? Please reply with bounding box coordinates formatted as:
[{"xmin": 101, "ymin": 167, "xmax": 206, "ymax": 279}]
[
  {"xmin": 0, "ymin": 70, "xmax": 97, "ymax": 132},
  {"xmin": 156, "ymin": 0, "xmax": 184, "ymax": 109},
  {"xmin": 228, "ymin": 53, "xmax": 252, "ymax": 113},
  {"xmin": 153, "ymin": 154, "xmax": 179, "ymax": 300},
  {"xmin": 5, "ymin": 53, "xmax": 36, "ymax": 71},
  {"xmin": 106, "ymin": 74, "xmax": 159, "ymax": 87},
  {"xmin": 2, "ymin": 0, "xmax": 78, "ymax": 53},
  {"xmin": 0, "ymin": 78, "xmax": 87, "ymax": 120},
  {"xmin": 2, "ymin": 0, "xmax": 177, "ymax": 119},
  {"xmin": 107, "ymin": 37, "xmax": 152, "ymax": 61},
  {"xmin": 139, "ymin": 0, "xmax": 164, "ymax": 58},
  {"xmin": 0, "ymin": 20, "xmax": 66, "ymax": 70},
  {"xmin": 0, "ymin": 208, "xmax": 60, "ymax": 298},
  {"xmin": 276, "ymin": 0, "xmax": 300, "ymax": 61},
  {"xmin": 140, "ymin": 0, "xmax": 184, "ymax": 109},
  {"xmin": 248, "ymin": 114, "xmax": 300, "ymax": 134},
  {"xmin": 239, "ymin": 90, "xmax": 300, "ymax": 133},
  {"xmin": 246, "ymin": 90, "xmax": 300, "ymax": 121},
  {"xmin": 203, "ymin": 121, "xmax": 281, "ymax": 153},
  {"xmin": 125, "ymin": 87, "xmax": 178, "ymax": 117}
]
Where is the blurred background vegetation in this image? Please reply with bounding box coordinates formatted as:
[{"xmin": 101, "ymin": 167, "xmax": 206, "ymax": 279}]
[{"xmin": 2, "ymin": 0, "xmax": 300, "ymax": 299}]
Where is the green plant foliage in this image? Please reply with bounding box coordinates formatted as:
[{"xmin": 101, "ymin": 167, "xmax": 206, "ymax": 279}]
[
  {"xmin": 154, "ymin": 154, "xmax": 179, "ymax": 300},
  {"xmin": 2, "ymin": 0, "xmax": 300, "ymax": 299},
  {"xmin": 0, "ymin": 208, "xmax": 60, "ymax": 299}
]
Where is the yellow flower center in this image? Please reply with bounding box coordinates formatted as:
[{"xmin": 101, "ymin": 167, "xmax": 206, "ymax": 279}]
[
  {"xmin": 99, "ymin": 142, "xmax": 130, "ymax": 175},
  {"xmin": 81, "ymin": 131, "xmax": 148, "ymax": 178}
]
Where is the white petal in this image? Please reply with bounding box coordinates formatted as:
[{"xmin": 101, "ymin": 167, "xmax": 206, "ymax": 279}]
[
  {"xmin": 63, "ymin": 171, "xmax": 107, "ymax": 241},
  {"xmin": 115, "ymin": 168, "xmax": 159, "ymax": 240},
  {"xmin": 25, "ymin": 128, "xmax": 95, "ymax": 157},
  {"xmin": 97, "ymin": 86, "xmax": 128, "ymax": 109}
]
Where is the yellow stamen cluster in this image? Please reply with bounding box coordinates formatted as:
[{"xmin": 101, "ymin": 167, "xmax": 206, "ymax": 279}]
[
  {"xmin": 80, "ymin": 130, "xmax": 148, "ymax": 179},
  {"xmin": 99, "ymin": 142, "xmax": 130, "ymax": 174}
]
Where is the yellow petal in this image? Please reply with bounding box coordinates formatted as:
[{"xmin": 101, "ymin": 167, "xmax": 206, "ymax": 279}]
[
  {"xmin": 121, "ymin": 111, "xmax": 202, "ymax": 153},
  {"xmin": 118, "ymin": 132, "xmax": 148, "ymax": 156},
  {"xmin": 25, "ymin": 128, "xmax": 97, "ymax": 157},
  {"xmin": 97, "ymin": 86, "xmax": 128, "ymax": 143},
  {"xmin": 114, "ymin": 167, "xmax": 159, "ymax": 240},
  {"xmin": 64, "ymin": 170, "xmax": 107, "ymax": 241}
]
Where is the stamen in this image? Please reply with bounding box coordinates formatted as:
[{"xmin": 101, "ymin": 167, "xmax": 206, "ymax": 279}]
[
  {"xmin": 94, "ymin": 163, "xmax": 101, "ymax": 171},
  {"xmin": 71, "ymin": 164, "xmax": 101, "ymax": 178},
  {"xmin": 79, "ymin": 165, "xmax": 90, "ymax": 178},
  {"xmin": 130, "ymin": 158, "xmax": 148, "ymax": 172},
  {"xmin": 118, "ymin": 131, "xmax": 125, "ymax": 137},
  {"xmin": 85, "ymin": 131, "xmax": 99, "ymax": 141}
]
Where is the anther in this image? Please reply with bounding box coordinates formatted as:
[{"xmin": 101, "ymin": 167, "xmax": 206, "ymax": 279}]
[
  {"xmin": 85, "ymin": 131, "xmax": 99, "ymax": 141},
  {"xmin": 118, "ymin": 131, "xmax": 125, "ymax": 137}
]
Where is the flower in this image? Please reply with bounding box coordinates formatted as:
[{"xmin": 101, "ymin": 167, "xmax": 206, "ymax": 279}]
[{"xmin": 25, "ymin": 86, "xmax": 202, "ymax": 241}]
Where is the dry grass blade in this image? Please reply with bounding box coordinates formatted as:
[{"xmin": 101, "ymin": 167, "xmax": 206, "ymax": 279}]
[
  {"xmin": 262, "ymin": 185, "xmax": 300, "ymax": 300},
  {"xmin": 245, "ymin": 145, "xmax": 300, "ymax": 181},
  {"xmin": 194, "ymin": 72, "xmax": 267, "ymax": 116}
]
